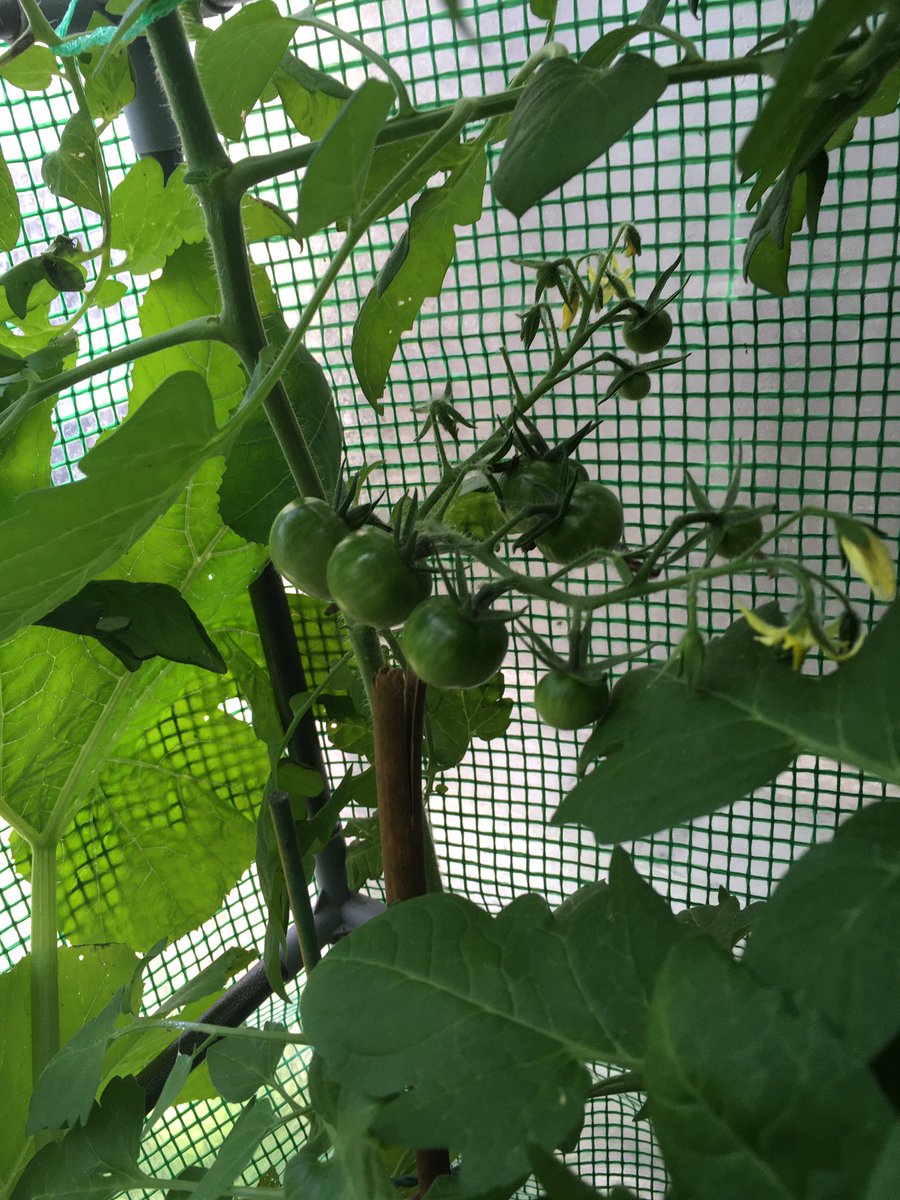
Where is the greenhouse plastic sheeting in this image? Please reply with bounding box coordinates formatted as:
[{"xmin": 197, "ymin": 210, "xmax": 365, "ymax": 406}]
[{"xmin": 1, "ymin": 0, "xmax": 898, "ymax": 1193}]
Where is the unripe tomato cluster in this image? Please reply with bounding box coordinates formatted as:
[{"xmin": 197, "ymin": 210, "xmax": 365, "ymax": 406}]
[{"xmin": 268, "ymin": 449, "xmax": 624, "ymax": 727}]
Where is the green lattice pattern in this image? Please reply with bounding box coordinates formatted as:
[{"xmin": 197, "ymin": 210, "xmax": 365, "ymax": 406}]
[{"xmin": 0, "ymin": 0, "xmax": 898, "ymax": 1193}]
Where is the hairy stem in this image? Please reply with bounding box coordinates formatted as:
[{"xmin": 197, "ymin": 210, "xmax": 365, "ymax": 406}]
[
  {"xmin": 268, "ymin": 792, "xmax": 322, "ymax": 973},
  {"xmin": 145, "ymin": 11, "xmax": 325, "ymax": 500}
]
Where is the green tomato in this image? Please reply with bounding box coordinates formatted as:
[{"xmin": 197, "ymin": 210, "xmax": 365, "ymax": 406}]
[
  {"xmin": 622, "ymin": 309, "xmax": 673, "ymax": 355},
  {"xmin": 536, "ymin": 482, "xmax": 624, "ymax": 565},
  {"xmin": 403, "ymin": 597, "xmax": 509, "ymax": 689},
  {"xmin": 534, "ymin": 670, "xmax": 610, "ymax": 730},
  {"xmin": 326, "ymin": 527, "xmax": 432, "ymax": 627},
  {"xmin": 499, "ymin": 457, "xmax": 589, "ymax": 535},
  {"xmin": 269, "ymin": 497, "xmax": 349, "ymax": 601},
  {"xmin": 717, "ymin": 505, "xmax": 764, "ymax": 560},
  {"xmin": 614, "ymin": 370, "xmax": 652, "ymax": 401}
]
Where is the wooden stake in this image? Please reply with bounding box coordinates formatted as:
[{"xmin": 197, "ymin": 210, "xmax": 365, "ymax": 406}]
[{"xmin": 371, "ymin": 667, "xmax": 452, "ymax": 1196}]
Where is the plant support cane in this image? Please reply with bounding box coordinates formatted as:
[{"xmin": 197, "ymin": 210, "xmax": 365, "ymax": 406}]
[{"xmin": 372, "ymin": 668, "xmax": 452, "ymax": 1196}]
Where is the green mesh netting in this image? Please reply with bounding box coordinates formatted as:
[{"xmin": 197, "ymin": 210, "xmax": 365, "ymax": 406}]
[{"xmin": 1, "ymin": 0, "xmax": 898, "ymax": 1194}]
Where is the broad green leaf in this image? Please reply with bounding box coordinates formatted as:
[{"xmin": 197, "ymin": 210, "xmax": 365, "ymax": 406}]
[
  {"xmin": 218, "ymin": 325, "xmax": 341, "ymax": 543},
  {"xmin": 241, "ymin": 195, "xmax": 296, "ymax": 243},
  {"xmin": 426, "ymin": 672, "xmax": 513, "ymax": 770},
  {"xmin": 297, "ymin": 78, "xmax": 394, "ymax": 237},
  {"xmin": 0, "ymin": 44, "xmax": 56, "ymax": 91},
  {"xmin": 0, "ymin": 149, "xmax": 20, "ymax": 251},
  {"xmin": 42, "ymin": 694, "xmax": 262, "ymax": 948},
  {"xmin": 1, "ymin": 257, "xmax": 52, "ymax": 320},
  {"xmin": 274, "ymin": 52, "xmax": 349, "ymax": 140},
  {"xmin": 743, "ymin": 170, "xmax": 807, "ymax": 296},
  {"xmin": 283, "ymin": 1056, "xmax": 396, "ymax": 1200},
  {"xmin": 739, "ymin": 0, "xmax": 884, "ymax": 179},
  {"xmin": 676, "ymin": 887, "xmax": 764, "ymax": 950},
  {"xmin": 492, "ymin": 55, "xmax": 666, "ymax": 217},
  {"xmin": 302, "ymin": 850, "xmax": 680, "ymax": 1195},
  {"xmin": 206, "ymin": 1022, "xmax": 286, "ymax": 1102},
  {"xmin": 196, "ymin": 0, "xmax": 297, "ymax": 140},
  {"xmin": 90, "ymin": 278, "xmax": 128, "ymax": 308},
  {"xmin": 0, "ymin": 395, "xmax": 54, "ymax": 507},
  {"xmin": 191, "ymin": 1099, "xmax": 276, "ymax": 1200},
  {"xmin": 10, "ymin": 1076, "xmax": 144, "ymax": 1200},
  {"xmin": 555, "ymin": 600, "xmax": 900, "ymax": 844},
  {"xmin": 27, "ymin": 988, "xmax": 126, "ymax": 1134},
  {"xmin": 126, "ymin": 241, "xmax": 273, "ymax": 424},
  {"xmin": 865, "ymin": 1127, "xmax": 900, "ymax": 1200},
  {"xmin": 744, "ymin": 801, "xmax": 900, "ymax": 1062},
  {"xmin": 109, "ymin": 160, "xmax": 205, "ymax": 275},
  {"xmin": 81, "ymin": 15, "xmax": 135, "ymax": 120},
  {"xmin": 343, "ymin": 815, "xmax": 382, "ymax": 890},
  {"xmin": 41, "ymin": 110, "xmax": 103, "ymax": 214},
  {"xmin": 352, "ymin": 146, "xmax": 486, "ymax": 404},
  {"xmin": 35, "ymin": 580, "xmax": 226, "ymax": 674},
  {"xmin": 580, "ymin": 27, "xmax": 642, "ymax": 70},
  {"xmin": 0, "ymin": 371, "xmax": 222, "ymax": 645},
  {"xmin": 341, "ymin": 136, "xmax": 469, "ymax": 229},
  {"xmin": 645, "ymin": 937, "xmax": 895, "ymax": 1200},
  {"xmin": 529, "ymin": 0, "xmax": 557, "ymax": 19},
  {"xmin": 0, "ymin": 944, "xmax": 136, "ymax": 1196}
]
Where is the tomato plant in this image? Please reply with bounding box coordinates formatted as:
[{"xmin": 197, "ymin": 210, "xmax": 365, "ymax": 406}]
[
  {"xmin": 534, "ymin": 481, "xmax": 624, "ymax": 564},
  {"xmin": 268, "ymin": 497, "xmax": 348, "ymax": 600},
  {"xmin": 533, "ymin": 669, "xmax": 610, "ymax": 730},
  {"xmin": 0, "ymin": 2, "xmax": 898, "ymax": 1199},
  {"xmin": 403, "ymin": 597, "xmax": 509, "ymax": 690},
  {"xmin": 621, "ymin": 308, "xmax": 674, "ymax": 354},
  {"xmin": 327, "ymin": 527, "xmax": 432, "ymax": 628}
]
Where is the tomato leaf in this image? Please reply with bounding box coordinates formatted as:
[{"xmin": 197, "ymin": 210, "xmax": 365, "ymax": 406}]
[
  {"xmin": 341, "ymin": 136, "xmax": 469, "ymax": 229},
  {"xmin": 738, "ymin": 0, "xmax": 885, "ymax": 180},
  {"xmin": 646, "ymin": 937, "xmax": 895, "ymax": 1200},
  {"xmin": 206, "ymin": 1023, "xmax": 287, "ymax": 1102},
  {"xmin": 492, "ymin": 55, "xmax": 666, "ymax": 217},
  {"xmin": 297, "ymin": 78, "xmax": 394, "ymax": 237},
  {"xmin": 744, "ymin": 801, "xmax": 900, "ymax": 1063},
  {"xmin": 218, "ymin": 321, "xmax": 341, "ymax": 543},
  {"xmin": 196, "ymin": 0, "xmax": 297, "ymax": 140},
  {"xmin": 0, "ymin": 44, "xmax": 57, "ymax": 92},
  {"xmin": 27, "ymin": 987, "xmax": 127, "ymax": 1133},
  {"xmin": 301, "ymin": 849, "xmax": 681, "ymax": 1195},
  {"xmin": 0, "ymin": 945, "xmax": 137, "ymax": 1194},
  {"xmin": 351, "ymin": 145, "xmax": 486, "ymax": 405},
  {"xmin": 10, "ymin": 1077, "xmax": 145, "ymax": 1200},
  {"xmin": 109, "ymin": 159, "xmax": 206, "ymax": 275},
  {"xmin": 0, "ymin": 147, "xmax": 20, "ymax": 251},
  {"xmin": 555, "ymin": 600, "xmax": 900, "ymax": 843},
  {"xmin": 0, "ymin": 372, "xmax": 224, "ymax": 644},
  {"xmin": 676, "ymin": 887, "xmax": 764, "ymax": 950},
  {"xmin": 274, "ymin": 51, "xmax": 350, "ymax": 140},
  {"xmin": 426, "ymin": 671, "xmax": 513, "ymax": 770},
  {"xmin": 81, "ymin": 15, "xmax": 136, "ymax": 121},
  {"xmin": 284, "ymin": 1056, "xmax": 396, "ymax": 1200},
  {"xmin": 190, "ymin": 1099, "xmax": 276, "ymax": 1200},
  {"xmin": 41, "ymin": 110, "xmax": 103, "ymax": 215},
  {"xmin": 35, "ymin": 580, "xmax": 227, "ymax": 673}
]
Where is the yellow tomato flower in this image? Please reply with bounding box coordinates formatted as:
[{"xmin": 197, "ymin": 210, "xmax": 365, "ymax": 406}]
[
  {"xmin": 738, "ymin": 605, "xmax": 817, "ymax": 671},
  {"xmin": 838, "ymin": 524, "xmax": 897, "ymax": 602},
  {"xmin": 561, "ymin": 289, "xmax": 580, "ymax": 331},
  {"xmin": 589, "ymin": 257, "xmax": 635, "ymax": 304},
  {"xmin": 738, "ymin": 605, "xmax": 865, "ymax": 670}
]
